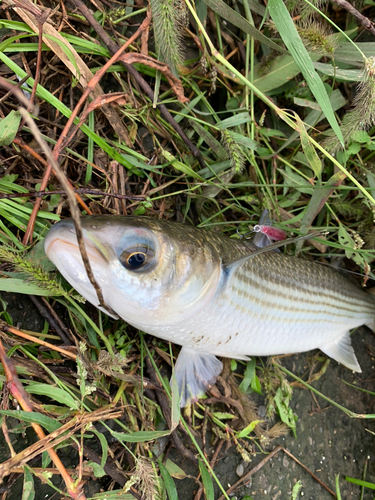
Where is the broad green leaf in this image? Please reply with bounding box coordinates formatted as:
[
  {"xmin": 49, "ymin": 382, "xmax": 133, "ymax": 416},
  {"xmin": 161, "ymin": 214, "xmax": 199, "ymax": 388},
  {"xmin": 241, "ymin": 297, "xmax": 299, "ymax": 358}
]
[
  {"xmin": 314, "ymin": 62, "xmax": 363, "ymax": 82},
  {"xmin": 198, "ymin": 459, "xmax": 215, "ymax": 500},
  {"xmin": 0, "ymin": 410, "xmax": 62, "ymax": 433},
  {"xmin": 165, "ymin": 459, "xmax": 187, "ymax": 479},
  {"xmin": 212, "ymin": 412, "xmax": 238, "ymax": 420},
  {"xmin": 111, "ymin": 430, "xmax": 171, "ymax": 443},
  {"xmin": 351, "ymin": 130, "xmax": 371, "ymax": 143},
  {"xmin": 296, "ymin": 116, "xmax": 322, "ymax": 178},
  {"xmin": 338, "ymin": 224, "xmax": 365, "ymax": 267},
  {"xmin": 0, "ymin": 111, "xmax": 21, "ymax": 147},
  {"xmin": 0, "ymin": 278, "xmax": 63, "ymax": 297},
  {"xmin": 162, "ymin": 150, "xmax": 204, "ymax": 180},
  {"xmin": 293, "ymin": 98, "xmax": 322, "ymax": 110},
  {"xmin": 278, "ymin": 89, "xmax": 346, "ymax": 153},
  {"xmin": 201, "ymin": 0, "xmax": 287, "ymax": 54},
  {"xmin": 239, "ymin": 358, "xmax": 256, "ymax": 393},
  {"xmin": 88, "ymin": 462, "xmax": 106, "ymax": 478},
  {"xmin": 237, "ymin": 419, "xmax": 263, "ymax": 439},
  {"xmin": 268, "ymin": 0, "xmax": 344, "ymax": 144},
  {"xmin": 335, "ymin": 42, "xmax": 375, "ymax": 64},
  {"xmin": 190, "ymin": 122, "xmax": 227, "ymax": 160},
  {"xmin": 158, "ymin": 460, "xmax": 178, "ymax": 500},
  {"xmin": 254, "ymin": 53, "xmax": 321, "ymax": 93},
  {"xmin": 22, "ymin": 467, "xmax": 35, "ymax": 500},
  {"xmin": 25, "ymin": 384, "xmax": 79, "ymax": 410},
  {"xmin": 91, "ymin": 429, "xmax": 108, "ymax": 469},
  {"xmin": 216, "ymin": 112, "xmax": 251, "ymax": 129},
  {"xmin": 226, "ymin": 131, "xmax": 258, "ymax": 150},
  {"xmin": 274, "ymin": 386, "xmax": 297, "ymax": 438},
  {"xmin": 281, "ymin": 163, "xmax": 315, "ymax": 192}
]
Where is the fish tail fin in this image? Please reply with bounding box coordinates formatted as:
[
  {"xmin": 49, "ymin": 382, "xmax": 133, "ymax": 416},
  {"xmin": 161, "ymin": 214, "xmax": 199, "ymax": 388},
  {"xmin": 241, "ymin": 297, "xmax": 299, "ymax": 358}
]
[
  {"xmin": 173, "ymin": 347, "xmax": 223, "ymax": 407},
  {"xmin": 320, "ymin": 331, "xmax": 361, "ymax": 372}
]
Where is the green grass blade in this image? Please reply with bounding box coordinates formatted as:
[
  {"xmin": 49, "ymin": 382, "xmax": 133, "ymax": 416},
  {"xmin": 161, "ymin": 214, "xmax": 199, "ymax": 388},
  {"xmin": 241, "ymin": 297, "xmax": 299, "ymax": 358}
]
[
  {"xmin": 0, "ymin": 278, "xmax": 63, "ymax": 296},
  {"xmin": 202, "ymin": 0, "xmax": 287, "ymax": 54},
  {"xmin": 25, "ymin": 383, "xmax": 80, "ymax": 410},
  {"xmin": 345, "ymin": 477, "xmax": 375, "ymax": 490},
  {"xmin": 268, "ymin": 0, "xmax": 344, "ymax": 144},
  {"xmin": 198, "ymin": 458, "xmax": 215, "ymax": 500},
  {"xmin": 158, "ymin": 460, "xmax": 178, "ymax": 500},
  {"xmin": 0, "ymin": 409, "xmax": 62, "ymax": 432}
]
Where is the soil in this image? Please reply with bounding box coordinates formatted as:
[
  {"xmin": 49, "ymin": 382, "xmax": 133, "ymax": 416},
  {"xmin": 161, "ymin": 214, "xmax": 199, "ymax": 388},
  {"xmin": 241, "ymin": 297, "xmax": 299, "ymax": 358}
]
[{"xmin": 1, "ymin": 291, "xmax": 375, "ymax": 500}]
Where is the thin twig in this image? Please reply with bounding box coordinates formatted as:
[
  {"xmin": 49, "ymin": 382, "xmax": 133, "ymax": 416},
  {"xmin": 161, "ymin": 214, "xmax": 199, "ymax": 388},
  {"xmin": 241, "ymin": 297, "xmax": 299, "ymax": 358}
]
[
  {"xmin": 18, "ymin": 108, "xmax": 117, "ymax": 318},
  {"xmin": 71, "ymin": 0, "xmax": 207, "ymax": 170},
  {"xmin": 2, "ymin": 323, "xmax": 77, "ymax": 360},
  {"xmin": 0, "ymin": 338, "xmax": 86, "ymax": 498},
  {"xmin": 12, "ymin": 136, "xmax": 92, "ymax": 214},
  {"xmin": 329, "ymin": 0, "xmax": 375, "ymax": 37},
  {"xmin": 29, "ymin": 296, "xmax": 72, "ymax": 344},
  {"xmin": 217, "ymin": 445, "xmax": 337, "ymax": 500},
  {"xmin": 0, "ymin": 189, "xmax": 146, "ymax": 201},
  {"xmin": 21, "ymin": 11, "xmax": 151, "ymax": 244}
]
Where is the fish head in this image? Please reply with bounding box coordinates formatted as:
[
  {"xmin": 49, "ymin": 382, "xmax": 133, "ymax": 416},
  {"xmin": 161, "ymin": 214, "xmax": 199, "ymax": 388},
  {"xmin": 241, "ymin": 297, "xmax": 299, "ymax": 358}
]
[{"xmin": 44, "ymin": 216, "xmax": 222, "ymax": 328}]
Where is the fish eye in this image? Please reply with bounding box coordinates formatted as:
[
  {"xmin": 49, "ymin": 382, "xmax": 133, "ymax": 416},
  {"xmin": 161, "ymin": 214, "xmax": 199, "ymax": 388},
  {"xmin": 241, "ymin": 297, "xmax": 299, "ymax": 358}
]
[{"xmin": 119, "ymin": 245, "xmax": 155, "ymax": 272}]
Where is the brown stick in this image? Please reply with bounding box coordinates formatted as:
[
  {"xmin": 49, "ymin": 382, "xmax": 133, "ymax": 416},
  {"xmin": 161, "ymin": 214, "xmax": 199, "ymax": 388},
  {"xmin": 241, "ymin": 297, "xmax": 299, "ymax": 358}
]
[
  {"xmin": 18, "ymin": 108, "xmax": 117, "ymax": 318},
  {"xmin": 21, "ymin": 12, "xmax": 150, "ymax": 244},
  {"xmin": 12, "ymin": 136, "xmax": 92, "ymax": 214},
  {"xmin": 217, "ymin": 445, "xmax": 337, "ymax": 500},
  {"xmin": 0, "ymin": 338, "xmax": 86, "ymax": 499},
  {"xmin": 0, "ymin": 189, "xmax": 145, "ymax": 201},
  {"xmin": 329, "ymin": 0, "xmax": 375, "ymax": 37},
  {"xmin": 29, "ymin": 296, "xmax": 73, "ymax": 344},
  {"xmin": 71, "ymin": 0, "xmax": 206, "ymax": 170},
  {"xmin": 2, "ymin": 323, "xmax": 77, "ymax": 360}
]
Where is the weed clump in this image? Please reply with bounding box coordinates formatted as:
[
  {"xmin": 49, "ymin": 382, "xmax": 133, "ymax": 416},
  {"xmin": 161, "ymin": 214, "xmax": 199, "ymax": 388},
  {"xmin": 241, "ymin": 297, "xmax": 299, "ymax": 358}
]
[{"xmin": 324, "ymin": 57, "xmax": 375, "ymax": 152}]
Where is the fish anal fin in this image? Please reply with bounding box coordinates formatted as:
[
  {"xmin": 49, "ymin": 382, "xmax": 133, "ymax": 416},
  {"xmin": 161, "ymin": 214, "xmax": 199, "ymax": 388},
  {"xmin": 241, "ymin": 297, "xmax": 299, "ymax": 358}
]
[
  {"xmin": 320, "ymin": 331, "xmax": 361, "ymax": 373},
  {"xmin": 173, "ymin": 347, "xmax": 223, "ymax": 407}
]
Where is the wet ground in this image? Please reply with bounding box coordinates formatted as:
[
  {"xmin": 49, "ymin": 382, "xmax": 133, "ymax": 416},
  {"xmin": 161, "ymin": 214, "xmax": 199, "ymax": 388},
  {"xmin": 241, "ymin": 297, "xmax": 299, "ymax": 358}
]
[{"xmin": 1, "ymin": 291, "xmax": 374, "ymax": 499}]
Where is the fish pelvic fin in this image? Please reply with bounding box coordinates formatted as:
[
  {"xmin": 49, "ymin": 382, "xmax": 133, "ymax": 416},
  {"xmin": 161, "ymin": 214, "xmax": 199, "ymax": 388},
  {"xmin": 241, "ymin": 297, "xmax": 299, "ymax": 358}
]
[
  {"xmin": 173, "ymin": 347, "xmax": 223, "ymax": 407},
  {"xmin": 320, "ymin": 331, "xmax": 361, "ymax": 373}
]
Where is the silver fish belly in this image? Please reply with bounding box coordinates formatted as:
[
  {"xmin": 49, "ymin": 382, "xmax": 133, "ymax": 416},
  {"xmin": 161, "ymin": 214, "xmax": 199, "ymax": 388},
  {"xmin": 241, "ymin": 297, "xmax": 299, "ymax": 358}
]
[{"xmin": 44, "ymin": 216, "xmax": 375, "ymax": 405}]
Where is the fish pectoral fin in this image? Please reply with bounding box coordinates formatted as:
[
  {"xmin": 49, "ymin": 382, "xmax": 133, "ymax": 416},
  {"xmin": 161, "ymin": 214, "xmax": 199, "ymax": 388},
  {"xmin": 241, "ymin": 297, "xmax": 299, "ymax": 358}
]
[
  {"xmin": 320, "ymin": 331, "xmax": 361, "ymax": 372},
  {"xmin": 173, "ymin": 347, "xmax": 223, "ymax": 407}
]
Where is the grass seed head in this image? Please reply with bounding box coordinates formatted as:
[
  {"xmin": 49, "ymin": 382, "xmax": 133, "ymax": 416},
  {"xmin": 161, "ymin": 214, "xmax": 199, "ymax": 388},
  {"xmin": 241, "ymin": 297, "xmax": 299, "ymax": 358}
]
[
  {"xmin": 150, "ymin": 0, "xmax": 185, "ymax": 70},
  {"xmin": 324, "ymin": 57, "xmax": 375, "ymax": 152},
  {"xmin": 221, "ymin": 130, "xmax": 246, "ymax": 174},
  {"xmin": 297, "ymin": 21, "xmax": 337, "ymax": 56}
]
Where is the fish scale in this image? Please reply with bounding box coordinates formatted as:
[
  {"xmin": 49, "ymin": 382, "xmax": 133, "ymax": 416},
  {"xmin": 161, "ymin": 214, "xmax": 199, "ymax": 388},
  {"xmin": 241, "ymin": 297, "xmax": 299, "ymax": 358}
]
[{"xmin": 44, "ymin": 216, "xmax": 375, "ymax": 406}]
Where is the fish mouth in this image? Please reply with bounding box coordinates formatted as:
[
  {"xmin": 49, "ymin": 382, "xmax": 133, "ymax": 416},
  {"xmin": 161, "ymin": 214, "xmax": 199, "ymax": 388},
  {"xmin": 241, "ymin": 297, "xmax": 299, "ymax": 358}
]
[
  {"xmin": 45, "ymin": 236, "xmax": 109, "ymax": 266},
  {"xmin": 44, "ymin": 224, "xmax": 113, "ymax": 314}
]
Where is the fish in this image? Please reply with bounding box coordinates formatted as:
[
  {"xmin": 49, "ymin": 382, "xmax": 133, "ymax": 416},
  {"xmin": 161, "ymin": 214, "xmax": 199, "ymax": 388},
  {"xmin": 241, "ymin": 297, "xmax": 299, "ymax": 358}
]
[{"xmin": 44, "ymin": 216, "xmax": 375, "ymax": 406}]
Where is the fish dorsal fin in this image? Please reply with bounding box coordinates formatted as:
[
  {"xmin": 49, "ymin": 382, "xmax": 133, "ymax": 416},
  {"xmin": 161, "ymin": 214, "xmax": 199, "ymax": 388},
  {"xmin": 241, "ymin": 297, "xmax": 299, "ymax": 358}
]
[
  {"xmin": 320, "ymin": 331, "xmax": 362, "ymax": 372},
  {"xmin": 223, "ymin": 231, "xmax": 323, "ymax": 272},
  {"xmin": 172, "ymin": 347, "xmax": 223, "ymax": 407}
]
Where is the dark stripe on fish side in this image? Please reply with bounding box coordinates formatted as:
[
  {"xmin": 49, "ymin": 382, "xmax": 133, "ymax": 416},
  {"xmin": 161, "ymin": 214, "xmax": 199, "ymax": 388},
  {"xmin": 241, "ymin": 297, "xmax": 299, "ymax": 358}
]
[
  {"xmin": 227, "ymin": 299, "xmax": 364, "ymax": 325},
  {"xmin": 234, "ymin": 265, "xmax": 374, "ymax": 313},
  {"xmin": 229, "ymin": 284, "xmax": 372, "ymax": 319},
  {"xmin": 231, "ymin": 274, "xmax": 374, "ymax": 316},
  {"xmin": 239, "ymin": 250, "xmax": 371, "ymax": 300}
]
